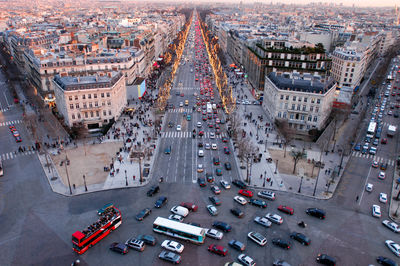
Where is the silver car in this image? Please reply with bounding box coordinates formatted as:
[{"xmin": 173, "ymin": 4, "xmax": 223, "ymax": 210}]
[
  {"xmin": 205, "ymin": 228, "xmax": 224, "ymax": 239},
  {"xmin": 254, "ymin": 216, "xmax": 272, "ymax": 228},
  {"xmin": 206, "ymin": 204, "xmax": 218, "ymax": 216}
]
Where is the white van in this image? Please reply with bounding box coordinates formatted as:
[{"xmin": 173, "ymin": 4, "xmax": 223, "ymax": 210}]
[
  {"xmin": 198, "ymin": 150, "xmax": 204, "ymax": 157},
  {"xmin": 170, "ymin": 206, "xmax": 189, "ymax": 217},
  {"xmin": 212, "ymin": 104, "xmax": 217, "ymax": 110}
]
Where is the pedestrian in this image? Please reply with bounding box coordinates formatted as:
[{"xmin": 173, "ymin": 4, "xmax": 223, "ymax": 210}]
[
  {"xmin": 356, "ymin": 196, "xmax": 359, "ymax": 202},
  {"xmin": 260, "ymin": 174, "xmax": 263, "ymax": 179}
]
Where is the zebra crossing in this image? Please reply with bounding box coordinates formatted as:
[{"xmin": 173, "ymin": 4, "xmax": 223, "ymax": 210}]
[
  {"xmin": 174, "ymin": 87, "xmax": 199, "ymax": 90},
  {"xmin": 161, "ymin": 131, "xmax": 228, "ymax": 139},
  {"xmin": 167, "ymin": 108, "xmax": 193, "ymax": 113},
  {"xmin": 1, "ymin": 150, "xmax": 36, "ymax": 161},
  {"xmin": 351, "ymin": 151, "xmax": 395, "ymax": 166},
  {"xmin": 0, "ymin": 119, "xmax": 22, "ymax": 127}
]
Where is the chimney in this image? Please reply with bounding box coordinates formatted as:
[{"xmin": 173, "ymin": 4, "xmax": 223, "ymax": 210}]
[
  {"xmin": 108, "ymin": 72, "xmax": 112, "ymax": 78},
  {"xmin": 96, "ymin": 75, "xmax": 98, "ymax": 82}
]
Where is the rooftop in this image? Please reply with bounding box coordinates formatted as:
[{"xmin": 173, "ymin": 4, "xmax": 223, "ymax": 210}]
[{"xmin": 53, "ymin": 71, "xmax": 123, "ymax": 91}]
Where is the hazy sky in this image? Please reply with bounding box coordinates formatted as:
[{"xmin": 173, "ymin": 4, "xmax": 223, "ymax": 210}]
[{"xmin": 216, "ymin": 0, "xmax": 399, "ymax": 7}]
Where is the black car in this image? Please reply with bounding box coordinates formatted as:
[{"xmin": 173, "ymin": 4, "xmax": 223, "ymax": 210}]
[
  {"xmin": 224, "ymin": 162, "xmax": 232, "ymax": 170},
  {"xmin": 232, "ymin": 179, "xmax": 247, "ymax": 189},
  {"xmin": 147, "ymin": 186, "xmax": 160, "ymax": 197},
  {"xmin": 206, "ymin": 173, "xmax": 215, "ymax": 182},
  {"xmin": 228, "ymin": 240, "xmax": 246, "ymax": 251},
  {"xmin": 198, "ymin": 177, "xmax": 206, "ymax": 187},
  {"xmin": 198, "ymin": 142, "xmax": 203, "ymax": 147},
  {"xmin": 306, "ymin": 208, "xmax": 326, "ymax": 219},
  {"xmin": 109, "ymin": 242, "xmax": 129, "ymax": 254},
  {"xmin": 230, "ymin": 208, "xmax": 244, "ymax": 218},
  {"xmin": 272, "ymin": 238, "xmax": 291, "ymax": 249},
  {"xmin": 209, "ymin": 196, "xmax": 221, "ymax": 206},
  {"xmin": 272, "ymin": 260, "xmax": 291, "ymax": 266},
  {"xmin": 137, "ymin": 234, "xmax": 157, "ymax": 246},
  {"xmin": 155, "ymin": 196, "xmax": 168, "ymax": 208},
  {"xmin": 290, "ymin": 232, "xmax": 311, "ymax": 245},
  {"xmin": 376, "ymin": 256, "xmax": 398, "ymax": 266},
  {"xmin": 249, "ymin": 199, "xmax": 267, "ymax": 208},
  {"xmin": 136, "ymin": 208, "xmax": 151, "ymax": 221},
  {"xmin": 213, "ymin": 157, "xmax": 220, "ymax": 165},
  {"xmin": 213, "ymin": 221, "xmax": 232, "ymax": 232},
  {"xmin": 316, "ymin": 254, "xmax": 336, "ymax": 265},
  {"xmin": 159, "ymin": 251, "xmax": 181, "ymax": 264}
]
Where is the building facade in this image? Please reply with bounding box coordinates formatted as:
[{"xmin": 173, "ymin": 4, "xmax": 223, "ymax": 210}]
[
  {"xmin": 53, "ymin": 71, "xmax": 126, "ymax": 129},
  {"xmin": 262, "ymin": 72, "xmax": 336, "ymax": 131}
]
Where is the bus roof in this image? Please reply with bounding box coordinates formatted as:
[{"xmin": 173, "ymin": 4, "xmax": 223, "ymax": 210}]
[{"xmin": 153, "ymin": 217, "xmax": 204, "ymax": 236}]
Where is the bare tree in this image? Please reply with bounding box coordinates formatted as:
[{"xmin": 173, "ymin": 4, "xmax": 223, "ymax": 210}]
[
  {"xmin": 275, "ymin": 118, "xmax": 294, "ymax": 158},
  {"xmin": 291, "ymin": 149, "xmax": 306, "ymax": 174},
  {"xmin": 227, "ymin": 111, "xmax": 242, "ymax": 140}
]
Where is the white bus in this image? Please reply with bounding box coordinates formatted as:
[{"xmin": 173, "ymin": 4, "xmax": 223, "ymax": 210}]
[
  {"xmin": 0, "ymin": 159, "xmax": 3, "ymax": 176},
  {"xmin": 367, "ymin": 121, "xmax": 377, "ymax": 137},
  {"xmin": 153, "ymin": 217, "xmax": 206, "ymax": 244}
]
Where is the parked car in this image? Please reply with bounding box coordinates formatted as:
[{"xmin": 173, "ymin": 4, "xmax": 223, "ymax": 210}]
[
  {"xmin": 249, "ymin": 199, "xmax": 267, "ymax": 208},
  {"xmin": 247, "ymin": 231, "xmax": 267, "ymax": 246},
  {"xmin": 109, "ymin": 242, "xmax": 129, "ymax": 254},
  {"xmin": 238, "ymin": 254, "xmax": 256, "ymax": 266},
  {"xmin": 208, "ymin": 244, "xmax": 228, "ymax": 256},
  {"xmin": 209, "ymin": 196, "xmax": 221, "ymax": 206},
  {"xmin": 207, "ymin": 205, "xmax": 218, "ymax": 216},
  {"xmin": 376, "ymin": 256, "xmax": 398, "ymax": 266},
  {"xmin": 228, "ymin": 240, "xmax": 246, "ymax": 251},
  {"xmin": 290, "ymin": 232, "xmax": 311, "ymax": 245},
  {"xmin": 305, "ymin": 208, "xmax": 326, "ymax": 219},
  {"xmin": 158, "ymin": 251, "xmax": 181, "ymax": 264},
  {"xmin": 366, "ymin": 183, "xmax": 373, "ymax": 192},
  {"xmin": 161, "ymin": 240, "xmax": 184, "ymax": 253},
  {"xmin": 238, "ymin": 189, "xmax": 253, "ymax": 198},
  {"xmin": 382, "ymin": 220, "xmax": 400, "ymax": 233},
  {"xmin": 137, "ymin": 234, "xmax": 156, "ymax": 246},
  {"xmin": 265, "ymin": 213, "xmax": 283, "ymax": 224},
  {"xmin": 380, "ymin": 193, "xmax": 388, "ymax": 203},
  {"xmin": 171, "ymin": 206, "xmax": 189, "ymax": 217},
  {"xmin": 230, "ymin": 208, "xmax": 244, "ymax": 218},
  {"xmin": 385, "ymin": 240, "xmax": 400, "ymax": 257},
  {"xmin": 125, "ymin": 238, "xmax": 145, "ymax": 252},
  {"xmin": 198, "ymin": 177, "xmax": 206, "ymax": 187},
  {"xmin": 372, "ymin": 205, "xmax": 382, "ymax": 218},
  {"xmin": 155, "ymin": 196, "xmax": 168, "ymax": 208},
  {"xmin": 205, "ymin": 228, "xmax": 223, "ymax": 239},
  {"xmin": 277, "ymin": 205, "xmax": 294, "ymax": 215},
  {"xmin": 224, "ymin": 162, "xmax": 232, "ymax": 170},
  {"xmin": 211, "ymin": 185, "xmax": 221, "ymax": 194},
  {"xmin": 272, "ymin": 259, "xmax": 292, "ymax": 266},
  {"xmin": 234, "ymin": 195, "xmax": 247, "ymax": 205},
  {"xmin": 206, "ymin": 173, "xmax": 215, "ymax": 182},
  {"xmin": 136, "ymin": 208, "xmax": 151, "ymax": 221},
  {"xmin": 169, "ymin": 214, "xmax": 184, "ymax": 222},
  {"xmin": 272, "ymin": 238, "xmax": 291, "ymax": 249},
  {"xmin": 220, "ymin": 180, "xmax": 231, "ymax": 189},
  {"xmin": 254, "ymin": 216, "xmax": 272, "ymax": 228}
]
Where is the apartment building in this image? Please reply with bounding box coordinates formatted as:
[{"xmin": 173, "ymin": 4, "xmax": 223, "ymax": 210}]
[
  {"xmin": 263, "ymin": 72, "xmax": 336, "ymax": 131},
  {"xmin": 53, "ymin": 71, "xmax": 126, "ymax": 129}
]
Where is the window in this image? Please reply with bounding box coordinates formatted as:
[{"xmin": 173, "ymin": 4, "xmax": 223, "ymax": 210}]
[
  {"xmin": 108, "ymin": 110, "xmax": 112, "ymax": 115},
  {"xmin": 78, "ymin": 113, "xmax": 81, "ymax": 119},
  {"xmin": 304, "ymin": 97, "xmax": 308, "ymax": 103},
  {"xmin": 313, "ymin": 116, "xmax": 318, "ymax": 122},
  {"xmin": 311, "ymin": 98, "xmax": 315, "ymax": 104},
  {"xmin": 70, "ymin": 104, "xmax": 74, "ymax": 109},
  {"xmin": 103, "ymin": 110, "xmax": 107, "ymax": 116},
  {"xmin": 302, "ymin": 105, "xmax": 306, "ymax": 111},
  {"xmin": 107, "ymin": 92, "xmax": 111, "ymax": 97},
  {"xmin": 284, "ymin": 103, "xmax": 288, "ymax": 109},
  {"xmin": 95, "ymin": 101, "xmax": 98, "ymax": 107},
  {"xmin": 82, "ymin": 95, "xmax": 86, "ymax": 100},
  {"xmin": 96, "ymin": 111, "xmax": 99, "ymax": 117},
  {"xmin": 293, "ymin": 96, "xmax": 296, "ymax": 101},
  {"xmin": 308, "ymin": 116, "xmax": 312, "ymax": 121},
  {"xmin": 285, "ymin": 95, "xmax": 289, "ymax": 100},
  {"xmin": 90, "ymin": 111, "xmax": 94, "ymax": 117},
  {"xmin": 291, "ymin": 104, "xmax": 295, "ymax": 110},
  {"xmin": 85, "ymin": 112, "xmax": 88, "ymax": 118},
  {"xmin": 310, "ymin": 106, "xmax": 314, "ymax": 112},
  {"xmin": 280, "ymin": 95, "xmax": 284, "ymax": 100},
  {"xmin": 344, "ymin": 78, "xmax": 347, "ymax": 82},
  {"xmin": 94, "ymin": 94, "xmax": 97, "ymax": 98},
  {"xmin": 72, "ymin": 114, "xmax": 75, "ymax": 120},
  {"xmin": 101, "ymin": 93, "xmax": 105, "ymax": 98},
  {"xmin": 289, "ymin": 114, "xmax": 294, "ymax": 119},
  {"xmin": 89, "ymin": 102, "xmax": 93, "ymax": 108},
  {"xmin": 107, "ymin": 101, "xmax": 111, "ymax": 106},
  {"xmin": 297, "ymin": 104, "xmax": 301, "ymax": 111},
  {"xmin": 316, "ymin": 99, "xmax": 320, "ymax": 104},
  {"xmin": 316, "ymin": 107, "xmax": 319, "ymax": 113},
  {"xmin": 283, "ymin": 112, "xmax": 287, "ymax": 118},
  {"xmin": 83, "ymin": 103, "xmax": 87, "ymax": 108},
  {"xmin": 75, "ymin": 96, "xmax": 78, "ymax": 100},
  {"xmin": 278, "ymin": 112, "xmax": 282, "ymax": 118},
  {"xmin": 69, "ymin": 96, "xmax": 73, "ymax": 101},
  {"xmin": 102, "ymin": 102, "xmax": 105, "ymax": 106},
  {"xmin": 88, "ymin": 94, "xmax": 92, "ymax": 99},
  {"xmin": 298, "ymin": 97, "xmax": 301, "ymax": 102},
  {"xmin": 301, "ymin": 115, "xmax": 305, "ymax": 120},
  {"xmin": 75, "ymin": 103, "xmax": 79, "ymax": 109}
]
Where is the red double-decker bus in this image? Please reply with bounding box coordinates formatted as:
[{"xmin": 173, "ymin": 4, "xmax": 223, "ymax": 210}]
[{"xmin": 72, "ymin": 206, "xmax": 122, "ymax": 254}]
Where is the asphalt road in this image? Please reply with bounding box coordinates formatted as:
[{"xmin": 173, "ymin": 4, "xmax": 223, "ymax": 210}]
[{"xmin": 0, "ymin": 14, "xmax": 399, "ymax": 266}]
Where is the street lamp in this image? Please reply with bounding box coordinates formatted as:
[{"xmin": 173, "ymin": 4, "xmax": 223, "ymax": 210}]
[
  {"xmin": 274, "ymin": 160, "xmax": 278, "ymax": 174},
  {"xmin": 125, "ymin": 170, "xmax": 128, "ymax": 186},
  {"xmin": 83, "ymin": 174, "xmax": 88, "ymax": 192},
  {"xmin": 298, "ymin": 176, "xmax": 304, "ymax": 193},
  {"xmin": 64, "ymin": 155, "xmax": 72, "ymax": 195}
]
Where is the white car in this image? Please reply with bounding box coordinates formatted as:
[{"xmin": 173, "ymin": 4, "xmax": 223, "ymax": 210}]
[
  {"xmin": 382, "ymin": 220, "xmax": 400, "ymax": 233},
  {"xmin": 366, "ymin": 183, "xmax": 373, "ymax": 192},
  {"xmin": 254, "ymin": 216, "xmax": 272, "ymax": 228},
  {"xmin": 205, "ymin": 143, "xmax": 211, "ymax": 150},
  {"xmin": 176, "ymin": 125, "xmax": 181, "ymax": 131},
  {"xmin": 179, "ymin": 102, "xmax": 183, "ymax": 107},
  {"xmin": 211, "ymin": 143, "xmax": 217, "ymax": 150},
  {"xmin": 161, "ymin": 240, "xmax": 184, "ymax": 254},
  {"xmin": 238, "ymin": 254, "xmax": 256, "ymax": 266},
  {"xmin": 168, "ymin": 214, "xmax": 184, "ymax": 222},
  {"xmin": 205, "ymin": 228, "xmax": 223, "ymax": 239},
  {"xmin": 378, "ymin": 171, "xmax": 386, "ymax": 180},
  {"xmin": 197, "ymin": 122, "xmax": 202, "ymax": 128},
  {"xmin": 372, "ymin": 205, "xmax": 381, "ymax": 218},
  {"xmin": 379, "ymin": 193, "xmax": 388, "ymax": 203},
  {"xmin": 210, "ymin": 132, "xmax": 215, "ymax": 138},
  {"xmin": 265, "ymin": 213, "xmax": 283, "ymax": 224},
  {"xmin": 198, "ymin": 149, "xmax": 204, "ymax": 157},
  {"xmin": 385, "ymin": 240, "xmax": 400, "ymax": 257},
  {"xmin": 197, "ymin": 164, "xmax": 204, "ymax": 173},
  {"xmin": 206, "ymin": 205, "xmax": 218, "ymax": 216},
  {"xmin": 234, "ymin": 196, "xmax": 247, "ymax": 205},
  {"xmin": 258, "ymin": 190, "xmax": 276, "ymax": 201},
  {"xmin": 220, "ymin": 180, "xmax": 231, "ymax": 189},
  {"xmin": 247, "ymin": 231, "xmax": 267, "ymax": 246}
]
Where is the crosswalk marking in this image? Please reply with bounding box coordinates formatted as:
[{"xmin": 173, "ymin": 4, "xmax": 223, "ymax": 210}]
[
  {"xmin": 174, "ymin": 87, "xmax": 200, "ymax": 90},
  {"xmin": 161, "ymin": 131, "xmax": 227, "ymax": 139},
  {"xmin": 167, "ymin": 108, "xmax": 193, "ymax": 113},
  {"xmin": 351, "ymin": 151, "xmax": 395, "ymax": 166},
  {"xmin": 0, "ymin": 120, "xmax": 22, "ymax": 127},
  {"xmin": 1, "ymin": 151, "xmax": 36, "ymax": 161}
]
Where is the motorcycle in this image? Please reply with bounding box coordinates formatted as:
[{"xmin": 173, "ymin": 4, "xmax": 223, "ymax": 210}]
[
  {"xmin": 298, "ymin": 221, "xmax": 307, "ymax": 228},
  {"xmin": 159, "ymin": 177, "xmax": 164, "ymax": 183}
]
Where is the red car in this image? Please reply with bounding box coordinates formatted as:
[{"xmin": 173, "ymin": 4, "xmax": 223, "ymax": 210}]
[
  {"xmin": 277, "ymin": 205, "xmax": 294, "ymax": 215},
  {"xmin": 208, "ymin": 244, "xmax": 228, "ymax": 256},
  {"xmin": 238, "ymin": 189, "xmax": 253, "ymax": 198},
  {"xmin": 180, "ymin": 202, "xmax": 198, "ymax": 212},
  {"xmin": 222, "ymin": 137, "xmax": 228, "ymax": 143},
  {"xmin": 381, "ymin": 138, "xmax": 387, "ymax": 144}
]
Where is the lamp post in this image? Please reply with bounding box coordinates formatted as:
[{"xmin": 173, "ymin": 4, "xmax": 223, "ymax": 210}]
[
  {"xmin": 298, "ymin": 176, "xmax": 304, "ymax": 193},
  {"xmin": 264, "ymin": 140, "xmax": 267, "ymax": 152},
  {"xmin": 83, "ymin": 174, "xmax": 87, "ymax": 192},
  {"xmin": 64, "ymin": 156, "xmax": 72, "ymax": 195},
  {"xmin": 274, "ymin": 159, "xmax": 278, "ymax": 174},
  {"xmin": 125, "ymin": 170, "xmax": 128, "ymax": 186}
]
